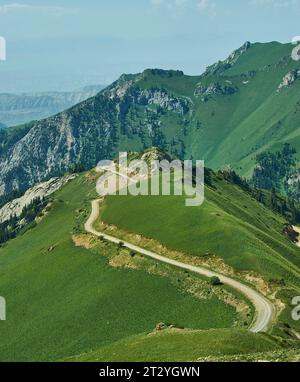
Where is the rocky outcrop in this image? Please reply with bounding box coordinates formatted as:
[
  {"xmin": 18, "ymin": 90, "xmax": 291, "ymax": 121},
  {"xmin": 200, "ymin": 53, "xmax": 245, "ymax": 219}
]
[
  {"xmin": 194, "ymin": 82, "xmax": 238, "ymax": 100},
  {"xmin": 0, "ymin": 111, "xmax": 77, "ymax": 196},
  {"xmin": 103, "ymin": 73, "xmax": 190, "ymax": 115},
  {"xmin": 134, "ymin": 88, "xmax": 190, "ymax": 114},
  {"xmin": 103, "ymin": 74, "xmax": 140, "ymax": 99},
  {"xmin": 201, "ymin": 42, "xmax": 251, "ymax": 78},
  {"xmin": 277, "ymin": 70, "xmax": 300, "ymax": 92},
  {"xmin": 225, "ymin": 41, "xmax": 251, "ymax": 66},
  {"xmin": 0, "ymin": 175, "xmax": 76, "ymax": 223}
]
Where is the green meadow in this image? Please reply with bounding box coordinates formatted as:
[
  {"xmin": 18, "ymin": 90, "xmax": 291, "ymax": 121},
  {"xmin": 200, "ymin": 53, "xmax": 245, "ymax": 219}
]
[
  {"xmin": 68, "ymin": 329, "xmax": 280, "ymax": 362},
  {"xmin": 0, "ymin": 174, "xmax": 243, "ymax": 361},
  {"xmin": 101, "ymin": 172, "xmax": 300, "ymax": 287}
]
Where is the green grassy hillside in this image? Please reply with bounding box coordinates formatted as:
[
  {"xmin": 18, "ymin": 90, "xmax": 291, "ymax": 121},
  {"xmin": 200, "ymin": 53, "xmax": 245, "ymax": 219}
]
[
  {"xmin": 0, "ymin": 174, "xmax": 247, "ymax": 361},
  {"xmin": 99, "ymin": 166, "xmax": 300, "ymax": 342},
  {"xmin": 101, "ymin": 171, "xmax": 300, "ymax": 287},
  {"xmin": 67, "ymin": 329, "xmax": 280, "ymax": 362},
  {"xmin": 1, "ymin": 170, "xmax": 300, "ymax": 361}
]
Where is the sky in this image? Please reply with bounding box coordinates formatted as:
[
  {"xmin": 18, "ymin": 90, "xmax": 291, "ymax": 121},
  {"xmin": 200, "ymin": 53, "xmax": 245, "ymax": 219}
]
[{"xmin": 0, "ymin": 0, "xmax": 299, "ymax": 92}]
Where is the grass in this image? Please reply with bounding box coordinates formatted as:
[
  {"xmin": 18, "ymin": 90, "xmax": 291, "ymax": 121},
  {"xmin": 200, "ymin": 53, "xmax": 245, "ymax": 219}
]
[
  {"xmin": 66, "ymin": 329, "xmax": 281, "ymax": 362},
  {"xmin": 99, "ymin": 170, "xmax": 300, "ymax": 339},
  {"xmin": 0, "ymin": 174, "xmax": 240, "ymax": 361},
  {"xmin": 101, "ymin": 172, "xmax": 300, "ymax": 287}
]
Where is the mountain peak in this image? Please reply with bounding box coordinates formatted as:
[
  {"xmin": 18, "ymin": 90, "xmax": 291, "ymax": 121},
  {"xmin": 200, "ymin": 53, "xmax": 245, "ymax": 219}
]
[
  {"xmin": 201, "ymin": 41, "xmax": 252, "ymax": 78},
  {"xmin": 228, "ymin": 41, "xmax": 251, "ymax": 61}
]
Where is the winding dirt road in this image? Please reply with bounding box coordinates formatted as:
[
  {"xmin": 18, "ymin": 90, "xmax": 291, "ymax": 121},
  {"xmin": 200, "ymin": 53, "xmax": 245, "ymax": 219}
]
[{"xmin": 85, "ymin": 197, "xmax": 275, "ymax": 333}]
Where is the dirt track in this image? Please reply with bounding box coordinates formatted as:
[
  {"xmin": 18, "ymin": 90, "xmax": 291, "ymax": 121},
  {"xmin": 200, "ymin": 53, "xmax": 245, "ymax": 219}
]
[{"xmin": 85, "ymin": 197, "xmax": 275, "ymax": 333}]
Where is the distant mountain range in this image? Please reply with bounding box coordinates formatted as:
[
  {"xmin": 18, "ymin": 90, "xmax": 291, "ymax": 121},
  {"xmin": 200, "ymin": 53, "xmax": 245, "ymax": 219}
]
[
  {"xmin": 0, "ymin": 41, "xmax": 300, "ymax": 198},
  {"xmin": 0, "ymin": 85, "xmax": 104, "ymax": 127}
]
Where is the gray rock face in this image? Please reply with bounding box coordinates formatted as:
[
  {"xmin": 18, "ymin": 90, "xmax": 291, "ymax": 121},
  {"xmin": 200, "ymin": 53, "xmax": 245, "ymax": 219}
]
[
  {"xmin": 277, "ymin": 70, "xmax": 300, "ymax": 92},
  {"xmin": 134, "ymin": 89, "xmax": 190, "ymax": 114},
  {"xmin": 0, "ymin": 71, "xmax": 190, "ymax": 198},
  {"xmin": 194, "ymin": 82, "xmax": 238, "ymax": 100},
  {"xmin": 0, "ymin": 112, "xmax": 76, "ymax": 196},
  {"xmin": 103, "ymin": 74, "xmax": 190, "ymax": 114},
  {"xmin": 103, "ymin": 74, "xmax": 140, "ymax": 99},
  {"xmin": 0, "ymin": 175, "xmax": 76, "ymax": 223}
]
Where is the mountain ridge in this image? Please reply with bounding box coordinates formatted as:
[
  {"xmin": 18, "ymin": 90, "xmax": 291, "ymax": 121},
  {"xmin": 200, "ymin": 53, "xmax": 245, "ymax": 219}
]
[{"xmin": 0, "ymin": 41, "xmax": 300, "ymax": 198}]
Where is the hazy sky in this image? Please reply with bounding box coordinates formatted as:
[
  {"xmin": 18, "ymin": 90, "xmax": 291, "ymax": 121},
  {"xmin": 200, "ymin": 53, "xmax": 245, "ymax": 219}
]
[{"xmin": 0, "ymin": 0, "xmax": 299, "ymax": 92}]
